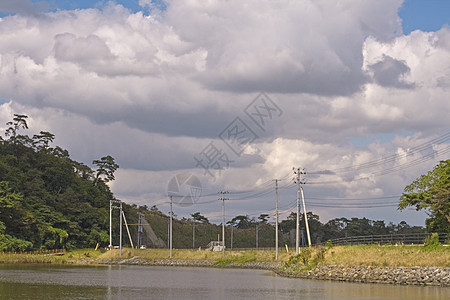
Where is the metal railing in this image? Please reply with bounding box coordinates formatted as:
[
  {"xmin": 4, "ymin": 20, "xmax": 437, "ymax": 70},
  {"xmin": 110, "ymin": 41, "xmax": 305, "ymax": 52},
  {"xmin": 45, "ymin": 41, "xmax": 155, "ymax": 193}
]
[{"xmin": 327, "ymin": 232, "xmax": 449, "ymax": 246}]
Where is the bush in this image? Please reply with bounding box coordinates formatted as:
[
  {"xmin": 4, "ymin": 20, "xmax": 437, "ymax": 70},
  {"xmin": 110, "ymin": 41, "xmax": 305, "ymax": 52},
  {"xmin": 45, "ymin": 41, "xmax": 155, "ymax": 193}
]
[
  {"xmin": 0, "ymin": 234, "xmax": 33, "ymax": 252},
  {"xmin": 424, "ymin": 233, "xmax": 441, "ymax": 248}
]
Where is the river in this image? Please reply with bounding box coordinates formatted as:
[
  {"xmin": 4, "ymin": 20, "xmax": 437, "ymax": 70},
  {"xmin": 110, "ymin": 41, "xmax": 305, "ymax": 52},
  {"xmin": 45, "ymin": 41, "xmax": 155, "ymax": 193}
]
[{"xmin": 0, "ymin": 264, "xmax": 448, "ymax": 299}]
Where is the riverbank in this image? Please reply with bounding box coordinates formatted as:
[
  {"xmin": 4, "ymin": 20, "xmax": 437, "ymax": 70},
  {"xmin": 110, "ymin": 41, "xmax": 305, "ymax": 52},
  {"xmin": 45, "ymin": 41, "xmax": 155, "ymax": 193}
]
[
  {"xmin": 1, "ymin": 245, "xmax": 449, "ymax": 286},
  {"xmin": 94, "ymin": 257, "xmax": 284, "ymax": 270},
  {"xmin": 88, "ymin": 256, "xmax": 450, "ymax": 287},
  {"xmin": 91, "ymin": 249, "xmax": 450, "ymax": 287},
  {"xmin": 276, "ymin": 265, "xmax": 450, "ymax": 286}
]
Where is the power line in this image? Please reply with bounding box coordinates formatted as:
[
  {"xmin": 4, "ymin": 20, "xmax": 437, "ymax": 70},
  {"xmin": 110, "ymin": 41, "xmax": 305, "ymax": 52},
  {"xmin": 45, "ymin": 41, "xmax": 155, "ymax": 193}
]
[
  {"xmin": 307, "ymin": 195, "xmax": 401, "ymax": 201},
  {"xmin": 308, "ymin": 144, "xmax": 450, "ymax": 184},
  {"xmin": 308, "ymin": 132, "xmax": 450, "ymax": 176},
  {"xmin": 307, "ymin": 203, "xmax": 399, "ymax": 208}
]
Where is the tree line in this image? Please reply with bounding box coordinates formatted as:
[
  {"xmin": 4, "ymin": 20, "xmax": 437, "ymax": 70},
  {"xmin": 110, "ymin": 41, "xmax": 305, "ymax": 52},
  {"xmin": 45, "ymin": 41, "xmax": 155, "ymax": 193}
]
[{"xmin": 167, "ymin": 210, "xmax": 426, "ymax": 247}]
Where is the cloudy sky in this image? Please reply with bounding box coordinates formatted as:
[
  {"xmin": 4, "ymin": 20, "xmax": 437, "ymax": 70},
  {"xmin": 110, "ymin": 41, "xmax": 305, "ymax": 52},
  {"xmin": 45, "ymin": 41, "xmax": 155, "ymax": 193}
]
[{"xmin": 0, "ymin": 0, "xmax": 449, "ymax": 227}]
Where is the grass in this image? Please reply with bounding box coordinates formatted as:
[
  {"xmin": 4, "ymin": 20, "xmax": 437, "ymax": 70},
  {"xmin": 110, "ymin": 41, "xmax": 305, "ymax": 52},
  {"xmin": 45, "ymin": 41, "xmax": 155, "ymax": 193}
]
[
  {"xmin": 280, "ymin": 244, "xmax": 450, "ymax": 274},
  {"xmin": 1, "ymin": 245, "xmax": 448, "ymax": 268},
  {"xmin": 99, "ymin": 248, "xmax": 292, "ymax": 263},
  {"xmin": 323, "ymin": 244, "xmax": 450, "ymax": 267},
  {"xmin": 0, "ymin": 249, "xmax": 106, "ymax": 264}
]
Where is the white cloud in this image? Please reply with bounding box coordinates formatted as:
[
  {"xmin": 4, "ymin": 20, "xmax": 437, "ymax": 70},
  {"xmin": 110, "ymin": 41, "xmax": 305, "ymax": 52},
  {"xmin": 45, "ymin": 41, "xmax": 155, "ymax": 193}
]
[{"xmin": 164, "ymin": 0, "xmax": 403, "ymax": 95}]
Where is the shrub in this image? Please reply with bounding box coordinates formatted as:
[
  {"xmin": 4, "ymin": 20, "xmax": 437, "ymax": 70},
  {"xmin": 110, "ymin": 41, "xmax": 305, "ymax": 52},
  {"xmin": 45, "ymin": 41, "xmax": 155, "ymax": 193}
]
[{"xmin": 424, "ymin": 233, "xmax": 441, "ymax": 248}]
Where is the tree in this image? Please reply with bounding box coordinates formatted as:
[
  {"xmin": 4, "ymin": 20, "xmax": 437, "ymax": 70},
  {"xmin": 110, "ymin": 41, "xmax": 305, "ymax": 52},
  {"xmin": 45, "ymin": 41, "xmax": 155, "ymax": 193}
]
[
  {"xmin": 93, "ymin": 155, "xmax": 119, "ymax": 185},
  {"xmin": 230, "ymin": 215, "xmax": 254, "ymax": 229},
  {"xmin": 5, "ymin": 114, "xmax": 28, "ymax": 139},
  {"xmin": 150, "ymin": 205, "xmax": 161, "ymax": 214},
  {"xmin": 279, "ymin": 212, "xmax": 296, "ymax": 232},
  {"xmin": 398, "ymin": 160, "xmax": 450, "ymax": 232},
  {"xmin": 32, "ymin": 131, "xmax": 55, "ymax": 151},
  {"xmin": 4, "ymin": 114, "xmax": 33, "ymax": 147},
  {"xmin": 191, "ymin": 212, "xmax": 209, "ymax": 224},
  {"xmin": 258, "ymin": 214, "xmax": 269, "ymax": 224},
  {"xmin": 0, "ymin": 115, "xmax": 117, "ymax": 250}
]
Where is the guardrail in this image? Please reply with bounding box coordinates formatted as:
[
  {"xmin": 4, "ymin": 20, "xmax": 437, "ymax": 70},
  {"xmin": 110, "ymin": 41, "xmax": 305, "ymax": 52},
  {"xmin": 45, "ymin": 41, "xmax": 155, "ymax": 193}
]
[{"xmin": 327, "ymin": 233, "xmax": 449, "ymax": 246}]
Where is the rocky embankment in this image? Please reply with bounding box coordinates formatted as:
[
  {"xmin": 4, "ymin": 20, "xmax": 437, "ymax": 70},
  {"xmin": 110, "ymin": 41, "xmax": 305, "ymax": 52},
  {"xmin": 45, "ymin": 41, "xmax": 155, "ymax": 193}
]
[
  {"xmin": 95, "ymin": 257, "xmax": 284, "ymax": 270},
  {"xmin": 276, "ymin": 265, "xmax": 450, "ymax": 287}
]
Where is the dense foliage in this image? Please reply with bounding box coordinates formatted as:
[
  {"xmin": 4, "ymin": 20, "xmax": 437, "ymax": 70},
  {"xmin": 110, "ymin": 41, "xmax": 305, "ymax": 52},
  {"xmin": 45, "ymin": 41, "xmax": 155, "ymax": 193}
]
[
  {"xmin": 0, "ymin": 114, "xmax": 118, "ymax": 251},
  {"xmin": 399, "ymin": 160, "xmax": 450, "ymax": 232}
]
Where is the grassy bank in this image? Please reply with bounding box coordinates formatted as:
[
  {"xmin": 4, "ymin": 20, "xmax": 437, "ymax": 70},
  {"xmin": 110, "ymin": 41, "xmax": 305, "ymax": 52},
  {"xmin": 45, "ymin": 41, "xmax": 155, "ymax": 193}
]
[
  {"xmin": 99, "ymin": 248, "xmax": 292, "ymax": 264},
  {"xmin": 0, "ymin": 245, "xmax": 448, "ymax": 268},
  {"xmin": 323, "ymin": 244, "xmax": 450, "ymax": 267},
  {"xmin": 282, "ymin": 244, "xmax": 450, "ymax": 273},
  {"xmin": 0, "ymin": 249, "xmax": 106, "ymax": 264}
]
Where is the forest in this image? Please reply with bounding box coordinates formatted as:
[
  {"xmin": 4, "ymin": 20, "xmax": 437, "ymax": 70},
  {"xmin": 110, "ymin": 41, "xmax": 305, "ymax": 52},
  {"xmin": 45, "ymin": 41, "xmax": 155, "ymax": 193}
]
[{"xmin": 0, "ymin": 114, "xmax": 120, "ymax": 251}]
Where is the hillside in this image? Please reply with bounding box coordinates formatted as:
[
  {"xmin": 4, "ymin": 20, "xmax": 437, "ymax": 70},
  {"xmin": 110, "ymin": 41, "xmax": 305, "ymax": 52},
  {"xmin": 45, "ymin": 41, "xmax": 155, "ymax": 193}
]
[{"xmin": 0, "ymin": 115, "xmax": 117, "ymax": 251}]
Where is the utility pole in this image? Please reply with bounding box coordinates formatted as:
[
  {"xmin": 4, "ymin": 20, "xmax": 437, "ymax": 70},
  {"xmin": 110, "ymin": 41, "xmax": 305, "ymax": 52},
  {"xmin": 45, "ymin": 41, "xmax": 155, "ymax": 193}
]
[
  {"xmin": 122, "ymin": 209, "xmax": 133, "ymax": 249},
  {"xmin": 109, "ymin": 199, "xmax": 122, "ymax": 251},
  {"xmin": 293, "ymin": 168, "xmax": 306, "ymax": 254},
  {"xmin": 274, "ymin": 179, "xmax": 279, "ymax": 260},
  {"xmin": 293, "ymin": 168, "xmax": 300, "ymax": 255},
  {"xmin": 192, "ymin": 219, "xmax": 196, "ymax": 250},
  {"xmin": 109, "ymin": 200, "xmax": 112, "ymax": 249},
  {"xmin": 119, "ymin": 201, "xmax": 123, "ymax": 257},
  {"xmin": 230, "ymin": 224, "xmax": 234, "ymax": 250},
  {"xmin": 301, "ymin": 186, "xmax": 312, "ymax": 247},
  {"xmin": 170, "ymin": 195, "xmax": 173, "ymax": 258},
  {"xmin": 219, "ymin": 191, "xmax": 229, "ymax": 258},
  {"xmin": 137, "ymin": 212, "xmax": 144, "ymax": 249},
  {"xmin": 256, "ymin": 224, "xmax": 259, "ymax": 249}
]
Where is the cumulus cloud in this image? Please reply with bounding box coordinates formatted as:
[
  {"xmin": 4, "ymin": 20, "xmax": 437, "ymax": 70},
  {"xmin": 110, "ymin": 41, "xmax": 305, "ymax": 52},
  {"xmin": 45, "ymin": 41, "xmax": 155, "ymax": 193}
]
[{"xmin": 165, "ymin": 0, "xmax": 403, "ymax": 95}]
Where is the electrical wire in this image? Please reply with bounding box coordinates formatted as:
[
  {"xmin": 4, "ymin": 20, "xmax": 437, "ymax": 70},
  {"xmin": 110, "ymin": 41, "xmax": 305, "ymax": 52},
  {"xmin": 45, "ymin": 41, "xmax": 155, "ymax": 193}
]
[{"xmin": 308, "ymin": 132, "xmax": 450, "ymax": 175}]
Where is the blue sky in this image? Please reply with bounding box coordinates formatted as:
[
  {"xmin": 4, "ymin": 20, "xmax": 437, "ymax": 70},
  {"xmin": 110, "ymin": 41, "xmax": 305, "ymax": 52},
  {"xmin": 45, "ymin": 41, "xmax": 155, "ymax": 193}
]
[{"xmin": 399, "ymin": 0, "xmax": 450, "ymax": 34}]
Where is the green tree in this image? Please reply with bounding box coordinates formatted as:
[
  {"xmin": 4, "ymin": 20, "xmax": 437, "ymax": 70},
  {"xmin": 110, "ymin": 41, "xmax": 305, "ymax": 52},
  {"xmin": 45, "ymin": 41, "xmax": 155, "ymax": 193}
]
[
  {"xmin": 5, "ymin": 114, "xmax": 28, "ymax": 139},
  {"xmin": 32, "ymin": 131, "xmax": 55, "ymax": 151},
  {"xmin": 191, "ymin": 212, "xmax": 209, "ymax": 224},
  {"xmin": 0, "ymin": 115, "xmax": 117, "ymax": 250},
  {"xmin": 230, "ymin": 215, "xmax": 254, "ymax": 229},
  {"xmin": 398, "ymin": 160, "xmax": 450, "ymax": 232},
  {"xmin": 258, "ymin": 213, "xmax": 269, "ymax": 224},
  {"xmin": 279, "ymin": 212, "xmax": 296, "ymax": 232},
  {"xmin": 93, "ymin": 155, "xmax": 119, "ymax": 185}
]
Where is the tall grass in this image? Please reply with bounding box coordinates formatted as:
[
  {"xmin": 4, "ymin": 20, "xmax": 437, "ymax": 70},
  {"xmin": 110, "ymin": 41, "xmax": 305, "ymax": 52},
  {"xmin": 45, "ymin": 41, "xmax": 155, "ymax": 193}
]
[
  {"xmin": 323, "ymin": 244, "xmax": 450, "ymax": 267},
  {"xmin": 1, "ymin": 245, "xmax": 448, "ymax": 267},
  {"xmin": 99, "ymin": 248, "xmax": 292, "ymax": 263}
]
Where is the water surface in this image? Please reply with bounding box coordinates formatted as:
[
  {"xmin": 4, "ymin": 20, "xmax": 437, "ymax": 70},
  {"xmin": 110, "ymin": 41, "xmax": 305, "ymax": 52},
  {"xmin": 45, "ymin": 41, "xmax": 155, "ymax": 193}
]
[{"xmin": 0, "ymin": 264, "xmax": 448, "ymax": 299}]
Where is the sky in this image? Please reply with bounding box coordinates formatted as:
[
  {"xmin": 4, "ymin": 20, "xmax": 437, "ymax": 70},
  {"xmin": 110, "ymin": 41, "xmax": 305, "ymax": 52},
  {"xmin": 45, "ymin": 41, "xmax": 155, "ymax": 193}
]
[{"xmin": 0, "ymin": 0, "xmax": 449, "ymax": 229}]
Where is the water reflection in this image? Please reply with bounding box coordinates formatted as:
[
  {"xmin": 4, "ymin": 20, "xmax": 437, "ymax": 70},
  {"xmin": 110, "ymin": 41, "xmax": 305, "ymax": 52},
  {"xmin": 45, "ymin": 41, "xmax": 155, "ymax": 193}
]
[{"xmin": 0, "ymin": 264, "xmax": 448, "ymax": 299}]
